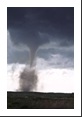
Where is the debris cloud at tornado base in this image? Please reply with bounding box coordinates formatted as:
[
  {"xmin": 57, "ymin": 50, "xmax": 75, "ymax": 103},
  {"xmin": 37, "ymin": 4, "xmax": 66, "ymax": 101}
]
[{"xmin": 19, "ymin": 67, "xmax": 38, "ymax": 91}]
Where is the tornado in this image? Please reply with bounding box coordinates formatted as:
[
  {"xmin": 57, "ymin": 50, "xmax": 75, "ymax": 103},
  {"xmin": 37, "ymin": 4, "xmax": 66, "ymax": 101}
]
[
  {"xmin": 19, "ymin": 44, "xmax": 38, "ymax": 91},
  {"xmin": 7, "ymin": 7, "xmax": 50, "ymax": 92},
  {"xmin": 19, "ymin": 34, "xmax": 40, "ymax": 91}
]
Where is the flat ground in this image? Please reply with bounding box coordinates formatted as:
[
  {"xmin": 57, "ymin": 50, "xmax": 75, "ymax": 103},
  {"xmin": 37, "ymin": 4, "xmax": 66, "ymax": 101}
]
[{"xmin": 7, "ymin": 92, "xmax": 74, "ymax": 109}]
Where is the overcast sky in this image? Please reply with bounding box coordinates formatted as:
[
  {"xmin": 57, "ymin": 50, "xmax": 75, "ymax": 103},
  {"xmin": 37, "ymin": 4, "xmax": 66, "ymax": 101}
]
[{"xmin": 7, "ymin": 7, "xmax": 74, "ymax": 92}]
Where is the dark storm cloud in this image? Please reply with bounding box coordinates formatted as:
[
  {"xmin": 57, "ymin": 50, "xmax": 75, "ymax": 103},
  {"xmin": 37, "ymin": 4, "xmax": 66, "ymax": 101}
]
[
  {"xmin": 7, "ymin": 7, "xmax": 74, "ymax": 66},
  {"xmin": 7, "ymin": 7, "xmax": 74, "ymax": 43}
]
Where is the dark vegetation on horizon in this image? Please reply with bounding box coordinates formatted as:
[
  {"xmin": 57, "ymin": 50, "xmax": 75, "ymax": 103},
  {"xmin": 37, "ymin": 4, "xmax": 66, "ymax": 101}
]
[{"xmin": 7, "ymin": 91, "xmax": 74, "ymax": 109}]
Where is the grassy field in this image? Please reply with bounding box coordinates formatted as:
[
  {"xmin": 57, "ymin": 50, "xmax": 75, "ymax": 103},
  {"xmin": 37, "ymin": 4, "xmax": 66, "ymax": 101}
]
[{"xmin": 7, "ymin": 92, "xmax": 74, "ymax": 109}]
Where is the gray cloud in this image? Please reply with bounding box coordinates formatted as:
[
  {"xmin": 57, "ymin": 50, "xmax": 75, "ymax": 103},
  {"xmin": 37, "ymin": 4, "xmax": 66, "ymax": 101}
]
[
  {"xmin": 36, "ymin": 54, "xmax": 73, "ymax": 69},
  {"xmin": 7, "ymin": 31, "xmax": 30, "ymax": 64},
  {"xmin": 7, "ymin": 7, "xmax": 74, "ymax": 68},
  {"xmin": 37, "ymin": 41, "xmax": 74, "ymax": 68}
]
